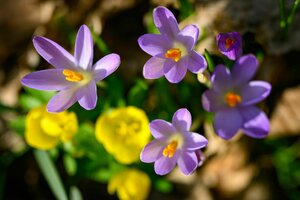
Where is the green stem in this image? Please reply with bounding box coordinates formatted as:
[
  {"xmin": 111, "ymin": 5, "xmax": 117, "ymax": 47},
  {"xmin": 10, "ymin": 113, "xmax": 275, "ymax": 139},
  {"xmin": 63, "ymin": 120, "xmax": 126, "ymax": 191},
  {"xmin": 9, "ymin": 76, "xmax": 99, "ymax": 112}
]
[
  {"xmin": 287, "ymin": 0, "xmax": 300, "ymax": 27},
  {"xmin": 34, "ymin": 150, "xmax": 68, "ymax": 200},
  {"xmin": 278, "ymin": 0, "xmax": 287, "ymax": 35}
]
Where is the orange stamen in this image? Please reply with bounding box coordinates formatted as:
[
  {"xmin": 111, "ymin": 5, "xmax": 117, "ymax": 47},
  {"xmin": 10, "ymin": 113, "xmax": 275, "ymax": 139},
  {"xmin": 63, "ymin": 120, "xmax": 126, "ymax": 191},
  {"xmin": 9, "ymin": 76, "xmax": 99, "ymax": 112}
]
[
  {"xmin": 162, "ymin": 140, "xmax": 178, "ymax": 158},
  {"xmin": 165, "ymin": 48, "xmax": 181, "ymax": 62},
  {"xmin": 62, "ymin": 69, "xmax": 83, "ymax": 82},
  {"xmin": 225, "ymin": 38, "xmax": 235, "ymax": 49},
  {"xmin": 225, "ymin": 92, "xmax": 241, "ymax": 107}
]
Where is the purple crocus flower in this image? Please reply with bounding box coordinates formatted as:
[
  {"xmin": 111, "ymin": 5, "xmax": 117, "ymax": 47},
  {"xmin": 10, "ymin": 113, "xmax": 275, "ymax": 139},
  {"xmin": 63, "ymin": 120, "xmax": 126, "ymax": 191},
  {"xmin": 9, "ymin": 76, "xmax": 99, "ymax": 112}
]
[
  {"xmin": 202, "ymin": 54, "xmax": 271, "ymax": 140},
  {"xmin": 217, "ymin": 31, "xmax": 242, "ymax": 60},
  {"xmin": 138, "ymin": 6, "xmax": 207, "ymax": 83},
  {"xmin": 140, "ymin": 108, "xmax": 208, "ymax": 175},
  {"xmin": 21, "ymin": 25, "xmax": 121, "ymax": 113}
]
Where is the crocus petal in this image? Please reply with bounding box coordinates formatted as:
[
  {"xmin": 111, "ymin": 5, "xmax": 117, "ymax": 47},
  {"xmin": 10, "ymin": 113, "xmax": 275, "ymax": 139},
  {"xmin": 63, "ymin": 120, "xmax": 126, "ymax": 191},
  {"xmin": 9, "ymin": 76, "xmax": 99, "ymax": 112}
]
[
  {"xmin": 164, "ymin": 59, "xmax": 187, "ymax": 83},
  {"xmin": 47, "ymin": 89, "xmax": 78, "ymax": 113},
  {"xmin": 140, "ymin": 139, "xmax": 165, "ymax": 163},
  {"xmin": 138, "ymin": 34, "xmax": 172, "ymax": 56},
  {"xmin": 186, "ymin": 50, "xmax": 207, "ymax": 73},
  {"xmin": 202, "ymin": 90, "xmax": 226, "ymax": 112},
  {"xmin": 150, "ymin": 119, "xmax": 176, "ymax": 138},
  {"xmin": 172, "ymin": 108, "xmax": 191, "ymax": 132},
  {"xmin": 183, "ymin": 132, "xmax": 208, "ymax": 150},
  {"xmin": 176, "ymin": 25, "xmax": 199, "ymax": 51},
  {"xmin": 93, "ymin": 53, "xmax": 121, "ymax": 81},
  {"xmin": 240, "ymin": 81, "xmax": 271, "ymax": 106},
  {"xmin": 153, "ymin": 6, "xmax": 180, "ymax": 38},
  {"xmin": 143, "ymin": 57, "xmax": 166, "ymax": 79},
  {"xmin": 33, "ymin": 36, "xmax": 75, "ymax": 69},
  {"xmin": 163, "ymin": 59, "xmax": 176, "ymax": 74},
  {"xmin": 21, "ymin": 69, "xmax": 73, "ymax": 91},
  {"xmin": 214, "ymin": 108, "xmax": 243, "ymax": 140},
  {"xmin": 76, "ymin": 80, "xmax": 97, "ymax": 110},
  {"xmin": 177, "ymin": 151, "xmax": 198, "ymax": 175},
  {"xmin": 240, "ymin": 106, "xmax": 269, "ymax": 138},
  {"xmin": 154, "ymin": 152, "xmax": 179, "ymax": 175},
  {"xmin": 75, "ymin": 25, "xmax": 93, "ymax": 70},
  {"xmin": 211, "ymin": 64, "xmax": 232, "ymax": 92},
  {"xmin": 232, "ymin": 54, "xmax": 258, "ymax": 84}
]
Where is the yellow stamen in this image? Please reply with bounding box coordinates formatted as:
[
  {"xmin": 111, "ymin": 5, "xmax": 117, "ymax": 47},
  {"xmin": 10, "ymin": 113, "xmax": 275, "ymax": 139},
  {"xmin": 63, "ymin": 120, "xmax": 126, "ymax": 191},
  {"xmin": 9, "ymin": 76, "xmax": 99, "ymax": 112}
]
[
  {"xmin": 225, "ymin": 38, "xmax": 235, "ymax": 49},
  {"xmin": 165, "ymin": 48, "xmax": 181, "ymax": 62},
  {"xmin": 62, "ymin": 69, "xmax": 83, "ymax": 82},
  {"xmin": 162, "ymin": 140, "xmax": 178, "ymax": 158},
  {"xmin": 225, "ymin": 92, "xmax": 241, "ymax": 107}
]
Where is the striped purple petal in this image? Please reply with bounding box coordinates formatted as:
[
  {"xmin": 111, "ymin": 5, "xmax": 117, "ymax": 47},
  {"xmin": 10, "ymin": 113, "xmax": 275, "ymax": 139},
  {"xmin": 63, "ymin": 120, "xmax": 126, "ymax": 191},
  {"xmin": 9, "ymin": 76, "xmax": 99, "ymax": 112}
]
[
  {"xmin": 232, "ymin": 54, "xmax": 258, "ymax": 84},
  {"xmin": 76, "ymin": 80, "xmax": 97, "ymax": 110},
  {"xmin": 153, "ymin": 6, "xmax": 180, "ymax": 38},
  {"xmin": 186, "ymin": 50, "xmax": 207, "ymax": 73},
  {"xmin": 21, "ymin": 69, "xmax": 73, "ymax": 91},
  {"xmin": 164, "ymin": 59, "xmax": 187, "ymax": 83},
  {"xmin": 33, "ymin": 36, "xmax": 75, "ymax": 69},
  {"xmin": 177, "ymin": 151, "xmax": 198, "ymax": 175},
  {"xmin": 211, "ymin": 64, "xmax": 232, "ymax": 92},
  {"xmin": 172, "ymin": 108, "xmax": 191, "ymax": 132},
  {"xmin": 176, "ymin": 25, "xmax": 199, "ymax": 51},
  {"xmin": 143, "ymin": 57, "xmax": 166, "ymax": 79},
  {"xmin": 140, "ymin": 139, "xmax": 165, "ymax": 163},
  {"xmin": 183, "ymin": 131, "xmax": 208, "ymax": 150},
  {"xmin": 150, "ymin": 119, "xmax": 176, "ymax": 138},
  {"xmin": 47, "ymin": 89, "xmax": 78, "ymax": 113},
  {"xmin": 93, "ymin": 53, "xmax": 121, "ymax": 81},
  {"xmin": 214, "ymin": 108, "xmax": 243, "ymax": 140},
  {"xmin": 75, "ymin": 25, "xmax": 94, "ymax": 70},
  {"xmin": 138, "ymin": 34, "xmax": 172, "ymax": 56},
  {"xmin": 154, "ymin": 151, "xmax": 180, "ymax": 175},
  {"xmin": 240, "ymin": 81, "xmax": 271, "ymax": 106},
  {"xmin": 240, "ymin": 106, "xmax": 269, "ymax": 138}
]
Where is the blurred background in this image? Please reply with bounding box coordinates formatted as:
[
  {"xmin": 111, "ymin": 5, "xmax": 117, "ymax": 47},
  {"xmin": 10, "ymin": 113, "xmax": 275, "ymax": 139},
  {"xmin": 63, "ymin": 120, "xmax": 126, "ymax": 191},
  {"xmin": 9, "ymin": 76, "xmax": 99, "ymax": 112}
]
[{"xmin": 1, "ymin": 0, "xmax": 300, "ymax": 199}]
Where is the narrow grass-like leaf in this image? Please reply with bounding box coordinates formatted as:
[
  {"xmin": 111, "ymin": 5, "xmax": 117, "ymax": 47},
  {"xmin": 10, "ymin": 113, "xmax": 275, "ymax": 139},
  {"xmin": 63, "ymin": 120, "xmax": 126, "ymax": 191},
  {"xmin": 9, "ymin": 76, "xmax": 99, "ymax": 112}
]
[
  {"xmin": 33, "ymin": 150, "xmax": 68, "ymax": 200},
  {"xmin": 70, "ymin": 186, "xmax": 83, "ymax": 200},
  {"xmin": 204, "ymin": 49, "xmax": 215, "ymax": 72}
]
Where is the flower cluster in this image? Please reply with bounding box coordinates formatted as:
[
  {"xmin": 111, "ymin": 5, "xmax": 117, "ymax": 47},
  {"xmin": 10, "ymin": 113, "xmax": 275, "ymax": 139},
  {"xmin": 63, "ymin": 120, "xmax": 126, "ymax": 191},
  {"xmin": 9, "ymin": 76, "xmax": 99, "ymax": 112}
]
[{"xmin": 19, "ymin": 5, "xmax": 272, "ymax": 200}]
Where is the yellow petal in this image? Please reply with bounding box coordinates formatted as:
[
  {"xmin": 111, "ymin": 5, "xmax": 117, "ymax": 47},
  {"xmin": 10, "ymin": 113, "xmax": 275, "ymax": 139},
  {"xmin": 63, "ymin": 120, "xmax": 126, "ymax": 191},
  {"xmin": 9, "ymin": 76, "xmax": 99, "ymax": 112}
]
[
  {"xmin": 25, "ymin": 106, "xmax": 59, "ymax": 150},
  {"xmin": 95, "ymin": 106, "xmax": 151, "ymax": 164}
]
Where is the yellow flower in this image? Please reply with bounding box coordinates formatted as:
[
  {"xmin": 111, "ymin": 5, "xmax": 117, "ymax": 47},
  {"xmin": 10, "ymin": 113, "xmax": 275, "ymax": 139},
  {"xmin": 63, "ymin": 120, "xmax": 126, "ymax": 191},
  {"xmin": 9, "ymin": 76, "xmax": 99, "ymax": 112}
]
[
  {"xmin": 25, "ymin": 105, "xmax": 78, "ymax": 150},
  {"xmin": 108, "ymin": 169, "xmax": 151, "ymax": 200},
  {"xmin": 95, "ymin": 106, "xmax": 150, "ymax": 164}
]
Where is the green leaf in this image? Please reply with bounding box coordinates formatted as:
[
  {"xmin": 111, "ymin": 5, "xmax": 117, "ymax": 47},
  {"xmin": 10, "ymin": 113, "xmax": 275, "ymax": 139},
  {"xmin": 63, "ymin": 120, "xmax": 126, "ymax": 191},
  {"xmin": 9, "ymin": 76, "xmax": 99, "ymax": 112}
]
[
  {"xmin": 33, "ymin": 150, "xmax": 68, "ymax": 200},
  {"xmin": 9, "ymin": 116, "xmax": 26, "ymax": 136},
  {"xmin": 204, "ymin": 49, "xmax": 215, "ymax": 72},
  {"xmin": 155, "ymin": 179, "xmax": 173, "ymax": 193},
  {"xmin": 91, "ymin": 31, "xmax": 110, "ymax": 54},
  {"xmin": 128, "ymin": 79, "xmax": 148, "ymax": 107},
  {"xmin": 19, "ymin": 94, "xmax": 43, "ymax": 111},
  {"xmin": 179, "ymin": 0, "xmax": 194, "ymax": 20},
  {"xmin": 63, "ymin": 154, "xmax": 77, "ymax": 176},
  {"xmin": 24, "ymin": 87, "xmax": 55, "ymax": 102},
  {"xmin": 70, "ymin": 186, "xmax": 83, "ymax": 200}
]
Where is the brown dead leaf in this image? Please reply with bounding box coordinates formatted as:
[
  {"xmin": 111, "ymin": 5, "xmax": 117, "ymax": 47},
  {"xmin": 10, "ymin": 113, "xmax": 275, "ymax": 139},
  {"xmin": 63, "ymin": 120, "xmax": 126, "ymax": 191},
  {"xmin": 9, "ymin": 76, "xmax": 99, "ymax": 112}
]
[{"xmin": 269, "ymin": 86, "xmax": 300, "ymax": 137}]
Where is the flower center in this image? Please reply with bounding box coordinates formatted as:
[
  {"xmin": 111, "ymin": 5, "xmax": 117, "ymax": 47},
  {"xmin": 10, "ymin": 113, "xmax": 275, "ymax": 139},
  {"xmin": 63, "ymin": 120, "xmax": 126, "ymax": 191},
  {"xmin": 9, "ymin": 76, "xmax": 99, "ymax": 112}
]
[
  {"xmin": 162, "ymin": 140, "xmax": 178, "ymax": 158},
  {"xmin": 165, "ymin": 48, "xmax": 181, "ymax": 62},
  {"xmin": 62, "ymin": 69, "xmax": 83, "ymax": 82},
  {"xmin": 115, "ymin": 120, "xmax": 141, "ymax": 137},
  {"xmin": 225, "ymin": 92, "xmax": 241, "ymax": 107},
  {"xmin": 225, "ymin": 38, "xmax": 235, "ymax": 49}
]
